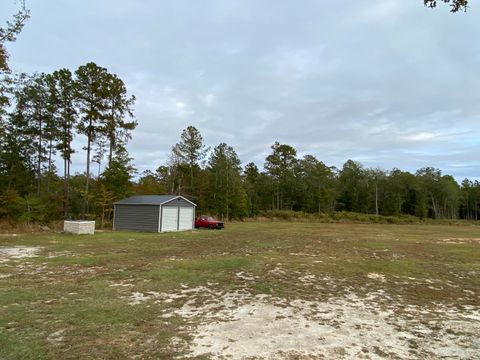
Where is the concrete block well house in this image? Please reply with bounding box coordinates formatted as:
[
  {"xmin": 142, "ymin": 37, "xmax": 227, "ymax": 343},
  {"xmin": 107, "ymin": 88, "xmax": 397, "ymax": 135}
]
[{"xmin": 113, "ymin": 195, "xmax": 196, "ymax": 232}]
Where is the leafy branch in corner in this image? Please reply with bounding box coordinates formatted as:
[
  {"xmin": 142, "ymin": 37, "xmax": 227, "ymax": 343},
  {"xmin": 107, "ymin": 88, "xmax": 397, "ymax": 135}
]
[
  {"xmin": 424, "ymin": 0, "xmax": 468, "ymax": 12},
  {"xmin": 0, "ymin": 0, "xmax": 31, "ymax": 72}
]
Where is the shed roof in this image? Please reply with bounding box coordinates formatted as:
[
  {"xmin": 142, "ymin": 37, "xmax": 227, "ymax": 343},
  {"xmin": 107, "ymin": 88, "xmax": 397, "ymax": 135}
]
[{"xmin": 114, "ymin": 195, "xmax": 196, "ymax": 206}]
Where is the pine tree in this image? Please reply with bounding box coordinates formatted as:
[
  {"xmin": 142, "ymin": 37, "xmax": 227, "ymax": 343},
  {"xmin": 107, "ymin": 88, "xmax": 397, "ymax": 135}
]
[
  {"xmin": 264, "ymin": 142, "xmax": 297, "ymax": 210},
  {"xmin": 172, "ymin": 126, "xmax": 208, "ymax": 198},
  {"xmin": 102, "ymin": 73, "xmax": 137, "ymax": 166},
  {"xmin": 75, "ymin": 62, "xmax": 109, "ymax": 217},
  {"xmin": 14, "ymin": 73, "xmax": 53, "ymax": 194},
  {"xmin": 49, "ymin": 69, "xmax": 77, "ymax": 217}
]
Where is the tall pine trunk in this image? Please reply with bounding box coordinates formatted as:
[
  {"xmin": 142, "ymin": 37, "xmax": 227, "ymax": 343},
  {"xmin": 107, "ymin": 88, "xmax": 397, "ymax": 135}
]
[
  {"xmin": 108, "ymin": 134, "xmax": 114, "ymax": 167},
  {"xmin": 63, "ymin": 155, "xmax": 68, "ymax": 218},
  {"xmin": 83, "ymin": 114, "xmax": 93, "ymax": 218},
  {"xmin": 431, "ymin": 195, "xmax": 437, "ymax": 219},
  {"xmin": 226, "ymin": 166, "xmax": 229, "ymax": 220},
  {"xmin": 47, "ymin": 137, "xmax": 54, "ymax": 192},
  {"xmin": 63, "ymin": 124, "xmax": 72, "ymax": 219},
  {"xmin": 108, "ymin": 100, "xmax": 115, "ymax": 167},
  {"xmin": 36, "ymin": 118, "xmax": 43, "ymax": 195}
]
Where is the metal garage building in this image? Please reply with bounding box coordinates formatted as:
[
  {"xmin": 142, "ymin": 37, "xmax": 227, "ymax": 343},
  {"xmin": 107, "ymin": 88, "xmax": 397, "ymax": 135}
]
[{"xmin": 113, "ymin": 195, "xmax": 196, "ymax": 232}]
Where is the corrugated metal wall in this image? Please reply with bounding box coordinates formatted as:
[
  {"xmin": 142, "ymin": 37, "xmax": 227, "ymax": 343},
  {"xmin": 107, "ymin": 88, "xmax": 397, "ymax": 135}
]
[{"xmin": 113, "ymin": 204, "xmax": 160, "ymax": 231}]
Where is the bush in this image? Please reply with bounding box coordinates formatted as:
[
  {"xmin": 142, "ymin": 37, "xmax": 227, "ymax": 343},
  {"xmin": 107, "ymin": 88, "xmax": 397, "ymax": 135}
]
[{"xmin": 255, "ymin": 210, "xmax": 423, "ymax": 224}]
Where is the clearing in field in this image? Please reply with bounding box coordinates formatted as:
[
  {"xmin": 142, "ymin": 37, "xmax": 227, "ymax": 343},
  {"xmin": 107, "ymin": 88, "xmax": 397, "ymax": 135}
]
[{"xmin": 0, "ymin": 222, "xmax": 479, "ymax": 359}]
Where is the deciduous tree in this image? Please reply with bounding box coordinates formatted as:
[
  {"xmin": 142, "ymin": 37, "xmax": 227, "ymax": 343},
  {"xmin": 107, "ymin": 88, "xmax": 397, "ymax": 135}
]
[
  {"xmin": 337, "ymin": 160, "xmax": 369, "ymax": 213},
  {"xmin": 296, "ymin": 155, "xmax": 337, "ymax": 213}
]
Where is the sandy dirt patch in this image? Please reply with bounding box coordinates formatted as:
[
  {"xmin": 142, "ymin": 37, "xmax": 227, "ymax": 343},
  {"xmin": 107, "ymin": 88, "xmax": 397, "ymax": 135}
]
[
  {"xmin": 109, "ymin": 280, "xmax": 135, "ymax": 288},
  {"xmin": 235, "ymin": 271, "xmax": 258, "ymax": 281},
  {"xmin": 187, "ymin": 295, "xmax": 412, "ymax": 359},
  {"xmin": 367, "ymin": 272, "xmax": 386, "ymax": 282},
  {"xmin": 184, "ymin": 292, "xmax": 479, "ymax": 359},
  {"xmin": 119, "ymin": 285, "xmax": 480, "ymax": 360},
  {"xmin": 122, "ymin": 284, "xmax": 480, "ymax": 359},
  {"xmin": 439, "ymin": 237, "xmax": 480, "ymax": 244},
  {"xmin": 0, "ymin": 246, "xmax": 42, "ymax": 262},
  {"xmin": 47, "ymin": 329, "xmax": 66, "ymax": 344}
]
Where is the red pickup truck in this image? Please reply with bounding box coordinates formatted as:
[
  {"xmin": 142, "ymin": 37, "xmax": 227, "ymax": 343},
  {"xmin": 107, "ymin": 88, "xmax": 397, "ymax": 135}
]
[{"xmin": 195, "ymin": 215, "xmax": 224, "ymax": 229}]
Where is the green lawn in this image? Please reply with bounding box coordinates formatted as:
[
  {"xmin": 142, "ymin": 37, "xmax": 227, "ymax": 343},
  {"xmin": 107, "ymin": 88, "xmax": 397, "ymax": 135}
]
[{"xmin": 0, "ymin": 222, "xmax": 479, "ymax": 359}]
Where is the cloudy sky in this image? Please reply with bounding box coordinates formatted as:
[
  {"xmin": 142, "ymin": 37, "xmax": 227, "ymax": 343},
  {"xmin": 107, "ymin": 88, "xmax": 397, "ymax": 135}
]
[{"xmin": 3, "ymin": 0, "xmax": 479, "ymax": 180}]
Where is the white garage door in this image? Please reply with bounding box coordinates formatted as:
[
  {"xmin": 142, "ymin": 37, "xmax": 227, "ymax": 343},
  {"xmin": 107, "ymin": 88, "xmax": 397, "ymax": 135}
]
[
  {"xmin": 178, "ymin": 207, "xmax": 194, "ymax": 230},
  {"xmin": 161, "ymin": 207, "xmax": 178, "ymax": 232}
]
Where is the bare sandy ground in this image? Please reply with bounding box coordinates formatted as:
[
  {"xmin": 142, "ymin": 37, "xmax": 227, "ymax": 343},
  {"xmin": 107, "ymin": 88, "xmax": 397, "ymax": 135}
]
[
  {"xmin": 126, "ymin": 283, "xmax": 480, "ymax": 359},
  {"xmin": 0, "ymin": 246, "xmax": 42, "ymax": 263}
]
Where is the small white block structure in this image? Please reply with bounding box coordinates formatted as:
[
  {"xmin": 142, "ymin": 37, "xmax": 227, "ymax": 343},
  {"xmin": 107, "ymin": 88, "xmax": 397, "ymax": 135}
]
[{"xmin": 63, "ymin": 221, "xmax": 95, "ymax": 235}]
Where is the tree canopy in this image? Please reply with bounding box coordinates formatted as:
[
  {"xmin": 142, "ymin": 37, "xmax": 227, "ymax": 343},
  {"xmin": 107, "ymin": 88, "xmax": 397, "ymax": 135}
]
[{"xmin": 424, "ymin": 0, "xmax": 468, "ymax": 12}]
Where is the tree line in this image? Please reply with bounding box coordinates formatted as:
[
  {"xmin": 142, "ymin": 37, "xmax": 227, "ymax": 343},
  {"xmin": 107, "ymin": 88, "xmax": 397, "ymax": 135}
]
[
  {"xmin": 133, "ymin": 126, "xmax": 479, "ymax": 222},
  {"xmin": 0, "ymin": 63, "xmax": 136, "ymax": 224}
]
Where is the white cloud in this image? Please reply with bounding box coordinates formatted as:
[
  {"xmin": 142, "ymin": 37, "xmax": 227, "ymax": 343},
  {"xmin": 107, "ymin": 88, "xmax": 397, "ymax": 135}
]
[
  {"xmin": 268, "ymin": 45, "xmax": 329, "ymax": 82},
  {"xmin": 202, "ymin": 93, "xmax": 216, "ymax": 106},
  {"xmin": 402, "ymin": 132, "xmax": 437, "ymax": 142},
  {"xmin": 356, "ymin": 0, "xmax": 408, "ymax": 25}
]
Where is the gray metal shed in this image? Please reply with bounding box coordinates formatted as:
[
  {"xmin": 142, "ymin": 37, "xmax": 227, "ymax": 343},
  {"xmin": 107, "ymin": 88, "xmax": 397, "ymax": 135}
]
[{"xmin": 113, "ymin": 195, "xmax": 196, "ymax": 232}]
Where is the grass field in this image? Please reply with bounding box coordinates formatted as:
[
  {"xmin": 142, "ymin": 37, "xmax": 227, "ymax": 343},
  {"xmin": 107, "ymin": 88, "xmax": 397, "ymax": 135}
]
[{"xmin": 1, "ymin": 222, "xmax": 479, "ymax": 359}]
